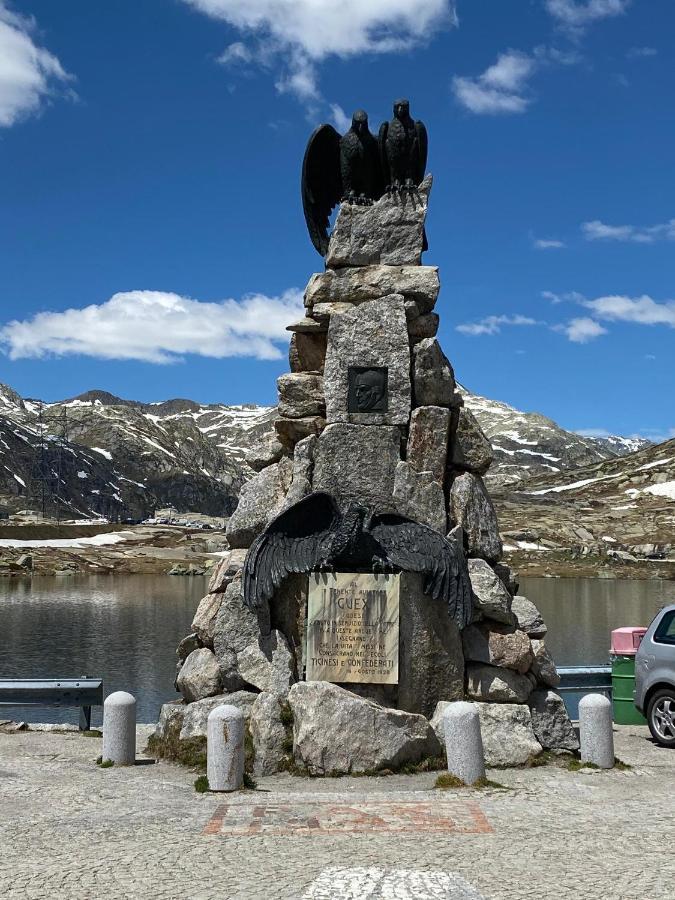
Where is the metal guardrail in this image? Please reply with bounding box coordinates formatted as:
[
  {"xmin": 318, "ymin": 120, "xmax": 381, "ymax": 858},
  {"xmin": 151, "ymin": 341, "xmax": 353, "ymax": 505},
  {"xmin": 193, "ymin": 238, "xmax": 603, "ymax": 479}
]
[
  {"xmin": 557, "ymin": 666, "xmax": 612, "ymax": 720},
  {"xmin": 0, "ymin": 678, "xmax": 103, "ymax": 730}
]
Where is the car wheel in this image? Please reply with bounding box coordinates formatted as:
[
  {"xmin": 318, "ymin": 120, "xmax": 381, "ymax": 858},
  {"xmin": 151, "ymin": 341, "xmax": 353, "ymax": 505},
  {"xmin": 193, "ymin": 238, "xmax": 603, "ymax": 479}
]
[{"xmin": 646, "ymin": 688, "xmax": 675, "ymax": 748}]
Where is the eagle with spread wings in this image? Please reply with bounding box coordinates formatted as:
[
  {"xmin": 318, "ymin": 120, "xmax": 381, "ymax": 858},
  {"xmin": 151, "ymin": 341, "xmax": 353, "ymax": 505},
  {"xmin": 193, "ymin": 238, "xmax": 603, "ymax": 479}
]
[
  {"xmin": 301, "ymin": 109, "xmax": 383, "ymax": 256},
  {"xmin": 243, "ymin": 492, "xmax": 472, "ymax": 630}
]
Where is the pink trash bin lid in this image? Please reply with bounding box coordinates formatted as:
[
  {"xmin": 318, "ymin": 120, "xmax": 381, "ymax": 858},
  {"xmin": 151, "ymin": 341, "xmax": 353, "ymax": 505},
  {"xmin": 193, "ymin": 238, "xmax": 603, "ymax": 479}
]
[{"xmin": 611, "ymin": 627, "xmax": 647, "ymax": 655}]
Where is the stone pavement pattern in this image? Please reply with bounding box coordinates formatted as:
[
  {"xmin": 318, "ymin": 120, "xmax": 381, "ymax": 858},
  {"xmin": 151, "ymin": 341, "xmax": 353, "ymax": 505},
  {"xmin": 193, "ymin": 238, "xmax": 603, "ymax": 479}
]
[{"xmin": 0, "ymin": 724, "xmax": 673, "ymax": 900}]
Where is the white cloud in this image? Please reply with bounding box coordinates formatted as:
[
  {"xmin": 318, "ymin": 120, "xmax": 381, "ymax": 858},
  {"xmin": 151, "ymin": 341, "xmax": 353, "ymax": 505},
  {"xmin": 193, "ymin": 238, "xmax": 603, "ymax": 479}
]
[
  {"xmin": 329, "ymin": 103, "xmax": 351, "ymax": 134},
  {"xmin": 456, "ymin": 314, "xmax": 540, "ymax": 336},
  {"xmin": 453, "ymin": 50, "xmax": 535, "ymax": 114},
  {"xmin": 217, "ymin": 41, "xmax": 252, "ymax": 65},
  {"xmin": 275, "ymin": 55, "xmax": 320, "ymax": 102},
  {"xmin": 534, "ymin": 238, "xmax": 565, "ymax": 249},
  {"xmin": 556, "ymin": 317, "xmax": 608, "ymax": 342},
  {"xmin": 545, "ymin": 0, "xmax": 631, "ymax": 31},
  {"xmin": 542, "ymin": 290, "xmax": 585, "ymax": 304},
  {"xmin": 582, "ymin": 294, "xmax": 675, "ymax": 327},
  {"xmin": 0, "ymin": 289, "xmax": 304, "ymax": 364},
  {"xmin": 626, "ymin": 46, "xmax": 657, "ymax": 59},
  {"xmin": 582, "ymin": 219, "xmax": 675, "ymax": 243},
  {"xmin": 185, "ymin": 0, "xmax": 456, "ymax": 102},
  {"xmin": 0, "ymin": 2, "xmax": 72, "ymax": 127}
]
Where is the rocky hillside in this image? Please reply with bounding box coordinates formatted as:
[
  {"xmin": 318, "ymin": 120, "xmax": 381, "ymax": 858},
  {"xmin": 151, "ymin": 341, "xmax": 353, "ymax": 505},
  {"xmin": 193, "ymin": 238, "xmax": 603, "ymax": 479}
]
[
  {"xmin": 494, "ymin": 438, "xmax": 674, "ymax": 572},
  {"xmin": 0, "ymin": 380, "xmax": 653, "ymax": 522},
  {"xmin": 459, "ymin": 386, "xmax": 648, "ymax": 487}
]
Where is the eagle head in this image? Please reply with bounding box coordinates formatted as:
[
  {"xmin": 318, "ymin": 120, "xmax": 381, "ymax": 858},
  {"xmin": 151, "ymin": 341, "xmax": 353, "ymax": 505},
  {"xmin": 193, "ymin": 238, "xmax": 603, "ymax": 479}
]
[
  {"xmin": 393, "ymin": 98, "xmax": 410, "ymax": 120},
  {"xmin": 351, "ymin": 109, "xmax": 369, "ymax": 136}
]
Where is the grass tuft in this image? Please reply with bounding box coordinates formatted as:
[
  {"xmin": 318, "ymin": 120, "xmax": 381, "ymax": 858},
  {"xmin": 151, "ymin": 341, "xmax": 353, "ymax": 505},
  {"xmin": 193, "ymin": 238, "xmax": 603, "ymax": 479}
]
[
  {"xmin": 435, "ymin": 772, "xmax": 509, "ymax": 790},
  {"xmin": 567, "ymin": 758, "xmax": 599, "ymax": 771},
  {"xmin": 525, "ymin": 751, "xmax": 554, "ymax": 768},
  {"xmin": 194, "ymin": 775, "xmax": 209, "ymax": 793},
  {"xmin": 279, "ymin": 703, "xmax": 294, "ymax": 728},
  {"xmin": 97, "ymin": 758, "xmax": 114, "ymax": 768},
  {"xmin": 435, "ymin": 772, "xmax": 465, "ymax": 789},
  {"xmin": 146, "ymin": 731, "xmax": 207, "ymax": 771},
  {"xmin": 243, "ymin": 772, "xmax": 257, "ymax": 790},
  {"xmin": 473, "ymin": 776, "xmax": 508, "ymax": 790}
]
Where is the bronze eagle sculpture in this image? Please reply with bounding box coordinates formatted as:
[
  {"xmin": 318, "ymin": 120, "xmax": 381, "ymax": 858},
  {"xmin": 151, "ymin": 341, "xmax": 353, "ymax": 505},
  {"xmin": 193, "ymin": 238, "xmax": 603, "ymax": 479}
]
[
  {"xmin": 243, "ymin": 492, "xmax": 472, "ymax": 630},
  {"xmin": 378, "ymin": 98, "xmax": 428, "ymax": 195},
  {"xmin": 301, "ymin": 109, "xmax": 383, "ymax": 256}
]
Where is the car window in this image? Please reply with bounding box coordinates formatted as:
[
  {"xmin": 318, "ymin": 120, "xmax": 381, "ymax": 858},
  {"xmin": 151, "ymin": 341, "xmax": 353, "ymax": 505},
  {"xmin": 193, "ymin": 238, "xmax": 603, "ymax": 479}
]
[{"xmin": 654, "ymin": 611, "xmax": 675, "ymax": 645}]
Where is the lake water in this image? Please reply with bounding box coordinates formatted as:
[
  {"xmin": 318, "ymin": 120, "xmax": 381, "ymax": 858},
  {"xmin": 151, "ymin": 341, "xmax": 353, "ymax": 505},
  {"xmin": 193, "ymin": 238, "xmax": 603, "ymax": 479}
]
[
  {"xmin": 0, "ymin": 575, "xmax": 205, "ymax": 726},
  {"xmin": 520, "ymin": 576, "xmax": 674, "ymax": 665},
  {"xmin": 1, "ymin": 574, "xmax": 673, "ymax": 725}
]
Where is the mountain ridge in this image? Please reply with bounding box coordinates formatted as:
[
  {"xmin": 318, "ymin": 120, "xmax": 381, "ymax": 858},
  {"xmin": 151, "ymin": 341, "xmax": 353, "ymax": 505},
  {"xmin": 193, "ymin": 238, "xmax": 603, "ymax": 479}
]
[{"xmin": 0, "ymin": 380, "xmax": 654, "ymax": 521}]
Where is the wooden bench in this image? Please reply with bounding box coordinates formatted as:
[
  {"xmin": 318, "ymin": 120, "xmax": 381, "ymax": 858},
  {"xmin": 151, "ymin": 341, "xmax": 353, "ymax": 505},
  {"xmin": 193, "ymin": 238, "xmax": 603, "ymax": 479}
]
[{"xmin": 0, "ymin": 678, "xmax": 103, "ymax": 730}]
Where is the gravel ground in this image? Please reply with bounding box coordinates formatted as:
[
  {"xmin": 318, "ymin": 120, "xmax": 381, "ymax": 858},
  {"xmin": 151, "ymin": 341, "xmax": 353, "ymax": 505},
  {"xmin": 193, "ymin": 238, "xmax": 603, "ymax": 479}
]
[{"xmin": 0, "ymin": 723, "xmax": 673, "ymax": 900}]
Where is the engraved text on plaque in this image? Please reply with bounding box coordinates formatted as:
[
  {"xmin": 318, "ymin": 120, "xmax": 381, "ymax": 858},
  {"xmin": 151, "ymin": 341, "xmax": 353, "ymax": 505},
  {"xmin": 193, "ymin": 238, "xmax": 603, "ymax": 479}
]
[{"xmin": 306, "ymin": 572, "xmax": 399, "ymax": 684}]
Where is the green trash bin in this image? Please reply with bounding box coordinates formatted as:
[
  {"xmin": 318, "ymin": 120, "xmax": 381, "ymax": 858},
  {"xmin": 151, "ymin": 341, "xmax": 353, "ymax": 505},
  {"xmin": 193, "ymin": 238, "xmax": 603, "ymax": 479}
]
[{"xmin": 611, "ymin": 654, "xmax": 647, "ymax": 725}]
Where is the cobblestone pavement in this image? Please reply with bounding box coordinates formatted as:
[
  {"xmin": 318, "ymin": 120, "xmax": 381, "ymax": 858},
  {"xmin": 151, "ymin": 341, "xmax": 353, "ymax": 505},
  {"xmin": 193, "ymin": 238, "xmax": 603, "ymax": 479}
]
[{"xmin": 0, "ymin": 724, "xmax": 673, "ymax": 900}]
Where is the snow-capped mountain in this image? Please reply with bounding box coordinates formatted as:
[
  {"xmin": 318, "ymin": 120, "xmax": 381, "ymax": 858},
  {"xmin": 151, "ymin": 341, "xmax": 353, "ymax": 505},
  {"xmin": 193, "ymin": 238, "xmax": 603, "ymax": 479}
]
[
  {"xmin": 459, "ymin": 386, "xmax": 650, "ymax": 487},
  {"xmin": 0, "ymin": 381, "xmax": 653, "ymax": 520},
  {"xmin": 0, "ymin": 385, "xmax": 274, "ymax": 520}
]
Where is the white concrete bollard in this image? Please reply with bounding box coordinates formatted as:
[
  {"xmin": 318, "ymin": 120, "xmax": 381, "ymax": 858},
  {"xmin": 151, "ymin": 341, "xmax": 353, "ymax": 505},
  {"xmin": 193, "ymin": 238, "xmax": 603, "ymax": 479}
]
[
  {"xmin": 442, "ymin": 701, "xmax": 485, "ymax": 785},
  {"xmin": 207, "ymin": 704, "xmax": 245, "ymax": 792},
  {"xmin": 102, "ymin": 691, "xmax": 136, "ymax": 765},
  {"xmin": 579, "ymin": 693, "xmax": 614, "ymax": 769}
]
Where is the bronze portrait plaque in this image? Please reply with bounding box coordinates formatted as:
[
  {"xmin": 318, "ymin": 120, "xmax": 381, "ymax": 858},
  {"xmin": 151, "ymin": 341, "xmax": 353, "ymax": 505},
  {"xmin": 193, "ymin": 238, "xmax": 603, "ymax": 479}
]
[{"xmin": 347, "ymin": 366, "xmax": 388, "ymax": 413}]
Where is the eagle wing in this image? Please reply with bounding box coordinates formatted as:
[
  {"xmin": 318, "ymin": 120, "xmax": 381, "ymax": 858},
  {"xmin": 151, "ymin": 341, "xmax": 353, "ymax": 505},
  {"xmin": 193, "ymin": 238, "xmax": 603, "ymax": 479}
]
[
  {"xmin": 414, "ymin": 119, "xmax": 428, "ymax": 184},
  {"xmin": 369, "ymin": 514, "xmax": 472, "ymax": 629},
  {"xmin": 301, "ymin": 124, "xmax": 342, "ymax": 256},
  {"xmin": 243, "ymin": 492, "xmax": 341, "ymax": 611},
  {"xmin": 378, "ymin": 120, "xmax": 390, "ymax": 188}
]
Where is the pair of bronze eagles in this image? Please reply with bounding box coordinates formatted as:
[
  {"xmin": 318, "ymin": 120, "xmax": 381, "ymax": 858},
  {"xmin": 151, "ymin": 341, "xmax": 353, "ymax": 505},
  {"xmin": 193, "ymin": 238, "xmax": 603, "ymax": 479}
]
[{"xmin": 302, "ymin": 98, "xmax": 428, "ymax": 256}]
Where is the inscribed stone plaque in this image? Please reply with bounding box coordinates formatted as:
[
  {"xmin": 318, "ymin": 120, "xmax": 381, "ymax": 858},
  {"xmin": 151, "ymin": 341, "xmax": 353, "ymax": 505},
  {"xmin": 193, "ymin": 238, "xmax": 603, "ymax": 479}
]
[{"xmin": 306, "ymin": 572, "xmax": 399, "ymax": 684}]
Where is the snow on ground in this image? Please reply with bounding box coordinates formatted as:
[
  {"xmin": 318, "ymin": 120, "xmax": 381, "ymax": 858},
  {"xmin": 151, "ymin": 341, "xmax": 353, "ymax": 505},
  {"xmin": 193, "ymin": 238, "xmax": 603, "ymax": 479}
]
[
  {"xmin": 493, "ymin": 446, "xmax": 560, "ymax": 461},
  {"xmin": 498, "ymin": 430, "xmax": 538, "ymax": 445},
  {"xmin": 140, "ymin": 435, "xmax": 176, "ymax": 458},
  {"xmin": 643, "ymin": 481, "xmax": 675, "ymax": 500},
  {"xmin": 637, "ymin": 457, "xmax": 673, "ymax": 472},
  {"xmin": 528, "ymin": 471, "xmax": 625, "ymax": 495},
  {"xmin": 91, "ymin": 447, "xmax": 112, "ymax": 460},
  {"xmin": 0, "ymin": 531, "xmax": 136, "ymax": 548}
]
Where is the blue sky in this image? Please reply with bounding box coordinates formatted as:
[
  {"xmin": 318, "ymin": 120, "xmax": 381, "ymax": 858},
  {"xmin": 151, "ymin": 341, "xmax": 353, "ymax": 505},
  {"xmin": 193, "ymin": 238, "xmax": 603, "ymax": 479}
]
[{"xmin": 0, "ymin": 0, "xmax": 673, "ymax": 441}]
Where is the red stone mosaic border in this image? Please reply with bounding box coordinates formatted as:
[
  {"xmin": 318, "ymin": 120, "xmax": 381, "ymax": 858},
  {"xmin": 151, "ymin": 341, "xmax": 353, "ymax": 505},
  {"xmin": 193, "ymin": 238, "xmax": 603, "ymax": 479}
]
[{"xmin": 203, "ymin": 798, "xmax": 492, "ymax": 836}]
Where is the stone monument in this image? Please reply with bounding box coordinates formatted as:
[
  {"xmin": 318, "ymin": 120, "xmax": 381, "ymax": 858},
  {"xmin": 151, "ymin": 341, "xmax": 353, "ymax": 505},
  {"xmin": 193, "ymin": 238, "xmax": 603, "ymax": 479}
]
[{"xmin": 151, "ymin": 101, "xmax": 578, "ymax": 776}]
